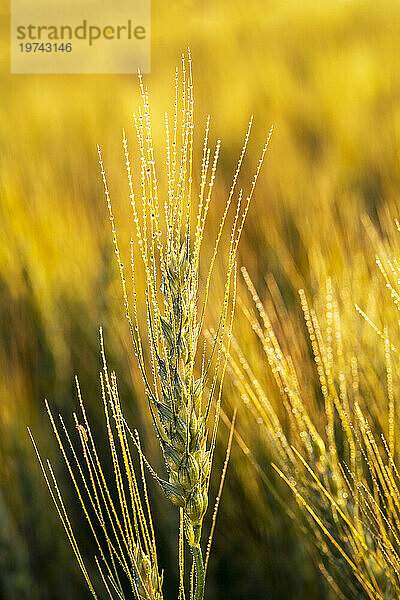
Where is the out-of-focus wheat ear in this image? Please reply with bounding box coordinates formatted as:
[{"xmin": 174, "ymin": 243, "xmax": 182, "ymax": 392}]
[
  {"xmin": 343, "ymin": 458, "xmax": 395, "ymax": 579},
  {"xmin": 318, "ymin": 562, "xmax": 348, "ymax": 600},
  {"xmin": 271, "ymin": 463, "xmax": 378, "ymax": 599},
  {"xmin": 332, "ymin": 295, "xmax": 357, "ymax": 476},
  {"xmin": 384, "ymin": 327, "xmax": 395, "ymax": 457},
  {"xmin": 299, "ymin": 289, "xmax": 337, "ymax": 462},
  {"xmin": 237, "ymin": 279, "xmax": 313, "ymax": 460},
  {"xmin": 320, "ymin": 278, "xmax": 340, "ymax": 472},
  {"xmin": 221, "ymin": 328, "xmax": 292, "ymax": 465},
  {"xmin": 204, "ymin": 408, "xmax": 236, "ymax": 577},
  {"xmin": 352, "ymin": 409, "xmax": 394, "ymax": 543},
  {"xmin": 350, "ymin": 354, "xmax": 363, "ymax": 520},
  {"xmin": 355, "ymin": 303, "xmax": 398, "ymax": 353},
  {"xmin": 291, "ymin": 446, "xmax": 369, "ymax": 551},
  {"xmin": 376, "ymin": 255, "xmax": 400, "ymax": 310},
  {"xmin": 381, "ymin": 434, "xmax": 400, "ymax": 485},
  {"xmin": 355, "ymin": 405, "xmax": 389, "ymax": 496},
  {"xmin": 221, "ymin": 407, "xmax": 294, "ymax": 517}
]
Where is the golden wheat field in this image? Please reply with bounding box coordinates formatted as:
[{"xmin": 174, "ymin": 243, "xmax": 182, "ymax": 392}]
[{"xmin": 2, "ymin": 1, "xmax": 400, "ymax": 598}]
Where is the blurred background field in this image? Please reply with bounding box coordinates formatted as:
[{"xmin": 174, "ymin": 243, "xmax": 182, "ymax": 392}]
[{"xmin": 1, "ymin": 0, "xmax": 400, "ymax": 598}]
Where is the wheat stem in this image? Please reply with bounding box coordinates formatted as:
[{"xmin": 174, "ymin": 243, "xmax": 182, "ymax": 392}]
[{"xmin": 191, "ymin": 544, "xmax": 205, "ymax": 600}]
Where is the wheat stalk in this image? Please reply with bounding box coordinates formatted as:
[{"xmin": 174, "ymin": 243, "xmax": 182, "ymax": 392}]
[
  {"xmin": 99, "ymin": 50, "xmax": 272, "ymax": 600},
  {"xmin": 31, "ymin": 50, "xmax": 271, "ymax": 600}
]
